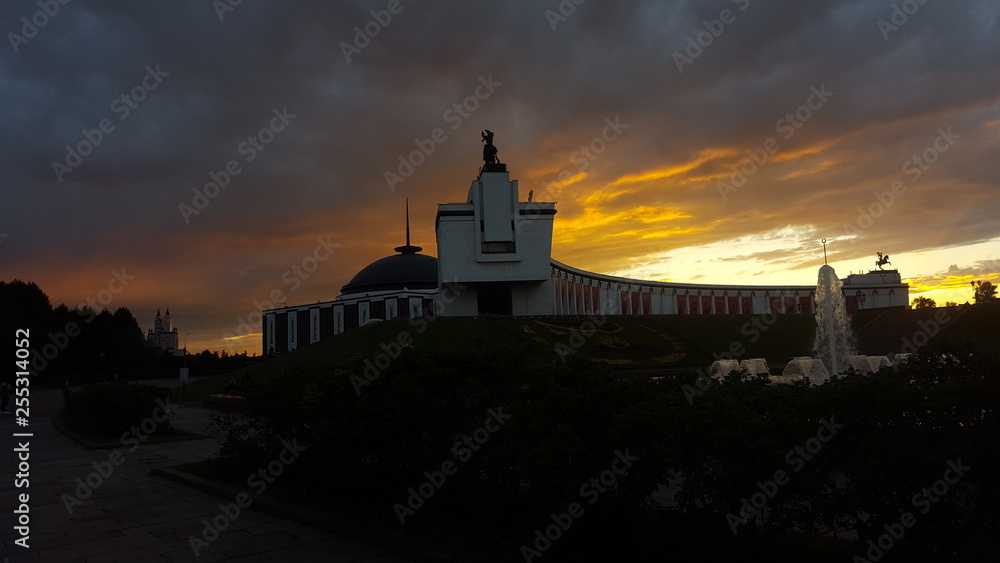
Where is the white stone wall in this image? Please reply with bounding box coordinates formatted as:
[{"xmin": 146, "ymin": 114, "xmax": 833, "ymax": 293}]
[{"xmin": 436, "ymin": 169, "xmax": 556, "ymax": 316}]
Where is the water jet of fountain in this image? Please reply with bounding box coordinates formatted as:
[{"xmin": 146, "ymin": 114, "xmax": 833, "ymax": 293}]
[{"xmin": 812, "ymin": 264, "xmax": 857, "ymax": 375}]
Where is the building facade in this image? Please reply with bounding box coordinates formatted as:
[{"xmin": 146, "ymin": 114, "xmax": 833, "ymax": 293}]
[
  {"xmin": 147, "ymin": 308, "xmax": 179, "ymax": 351},
  {"xmin": 435, "ymin": 162, "xmax": 557, "ymax": 317},
  {"xmin": 262, "ymin": 161, "xmax": 908, "ymax": 354}
]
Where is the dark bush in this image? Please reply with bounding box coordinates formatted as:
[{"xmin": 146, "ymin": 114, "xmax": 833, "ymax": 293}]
[{"xmin": 207, "ymin": 342, "xmax": 1000, "ymax": 561}]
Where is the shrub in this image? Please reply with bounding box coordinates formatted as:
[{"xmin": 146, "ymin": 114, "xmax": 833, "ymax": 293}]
[{"xmin": 204, "ymin": 343, "xmax": 1000, "ymax": 560}]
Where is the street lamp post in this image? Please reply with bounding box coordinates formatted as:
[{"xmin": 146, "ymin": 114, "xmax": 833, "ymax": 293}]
[{"xmin": 183, "ymin": 332, "xmax": 191, "ymax": 399}]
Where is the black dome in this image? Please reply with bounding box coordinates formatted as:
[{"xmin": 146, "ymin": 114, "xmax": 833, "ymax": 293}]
[{"xmin": 341, "ymin": 249, "xmax": 438, "ymax": 295}]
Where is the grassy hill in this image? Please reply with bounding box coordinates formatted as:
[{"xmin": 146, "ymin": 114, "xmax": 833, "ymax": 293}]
[{"xmin": 176, "ymin": 303, "xmax": 1000, "ymax": 401}]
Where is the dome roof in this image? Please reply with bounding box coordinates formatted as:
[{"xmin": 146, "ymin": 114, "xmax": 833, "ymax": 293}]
[{"xmin": 340, "ymin": 246, "xmax": 438, "ymax": 295}]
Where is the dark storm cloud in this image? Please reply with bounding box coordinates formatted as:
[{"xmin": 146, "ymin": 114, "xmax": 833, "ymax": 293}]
[{"xmin": 1, "ymin": 0, "xmax": 998, "ymax": 349}]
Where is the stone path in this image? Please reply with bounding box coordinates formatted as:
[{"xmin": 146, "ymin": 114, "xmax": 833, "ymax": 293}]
[{"xmin": 0, "ymin": 380, "xmax": 413, "ymax": 562}]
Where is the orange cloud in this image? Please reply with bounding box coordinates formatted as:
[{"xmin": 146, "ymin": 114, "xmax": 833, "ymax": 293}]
[
  {"xmin": 907, "ymin": 274, "xmax": 995, "ymax": 295},
  {"xmin": 607, "ymin": 147, "xmax": 740, "ymax": 188},
  {"xmin": 771, "ymin": 138, "xmax": 840, "ymax": 163},
  {"xmin": 779, "ymin": 158, "xmax": 839, "ymax": 180},
  {"xmin": 552, "ymin": 205, "xmax": 696, "ymax": 249}
]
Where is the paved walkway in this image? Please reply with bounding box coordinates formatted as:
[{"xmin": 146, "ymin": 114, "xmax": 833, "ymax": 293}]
[{"xmin": 0, "ymin": 379, "xmax": 413, "ymax": 562}]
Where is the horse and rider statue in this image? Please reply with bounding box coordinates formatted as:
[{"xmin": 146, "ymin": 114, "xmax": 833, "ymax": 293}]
[{"xmin": 876, "ymin": 252, "xmax": 892, "ymax": 270}]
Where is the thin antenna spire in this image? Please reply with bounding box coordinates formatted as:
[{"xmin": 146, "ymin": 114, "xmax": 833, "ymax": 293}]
[
  {"xmin": 394, "ymin": 198, "xmax": 423, "ymax": 255},
  {"xmin": 822, "ymin": 238, "xmax": 828, "ymax": 265}
]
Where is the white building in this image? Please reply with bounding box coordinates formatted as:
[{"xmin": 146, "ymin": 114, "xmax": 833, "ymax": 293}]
[
  {"xmin": 262, "ymin": 201, "xmax": 440, "ymax": 355},
  {"xmin": 435, "ymin": 162, "xmax": 556, "ymax": 316},
  {"xmin": 147, "ymin": 308, "xmax": 179, "ymax": 351},
  {"xmin": 261, "ymin": 158, "xmax": 908, "ymax": 354}
]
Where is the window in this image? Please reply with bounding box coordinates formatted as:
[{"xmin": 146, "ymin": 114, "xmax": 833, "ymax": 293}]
[{"xmin": 481, "ymin": 241, "xmax": 516, "ymax": 254}]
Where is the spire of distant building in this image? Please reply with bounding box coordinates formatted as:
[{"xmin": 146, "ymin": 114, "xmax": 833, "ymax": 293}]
[
  {"xmin": 394, "ymin": 197, "xmax": 423, "ymax": 254},
  {"xmin": 148, "ymin": 308, "xmax": 179, "ymax": 351}
]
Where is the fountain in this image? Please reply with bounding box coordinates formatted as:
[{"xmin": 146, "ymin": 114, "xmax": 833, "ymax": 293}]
[
  {"xmin": 740, "ymin": 358, "xmax": 770, "ymax": 376},
  {"xmin": 865, "ymin": 355, "xmax": 890, "ymax": 373},
  {"xmin": 844, "ymin": 355, "xmax": 870, "ymax": 373},
  {"xmin": 812, "ymin": 264, "xmax": 857, "ymax": 376},
  {"xmin": 709, "ymin": 359, "xmax": 741, "ymax": 380},
  {"xmin": 844, "ymin": 355, "xmax": 890, "ymax": 374},
  {"xmin": 778, "ymin": 356, "xmax": 831, "ymax": 384}
]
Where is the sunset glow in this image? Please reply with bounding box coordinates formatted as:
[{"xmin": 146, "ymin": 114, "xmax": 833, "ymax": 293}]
[{"xmin": 2, "ymin": 2, "xmax": 998, "ymax": 354}]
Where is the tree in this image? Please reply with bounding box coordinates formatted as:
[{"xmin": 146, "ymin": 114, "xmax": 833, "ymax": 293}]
[
  {"xmin": 912, "ymin": 296, "xmax": 936, "ymax": 309},
  {"xmin": 971, "ymin": 280, "xmax": 998, "ymax": 304},
  {"xmin": 0, "ymin": 279, "xmax": 53, "ymax": 349},
  {"xmin": 944, "ymin": 301, "xmax": 959, "ymax": 307}
]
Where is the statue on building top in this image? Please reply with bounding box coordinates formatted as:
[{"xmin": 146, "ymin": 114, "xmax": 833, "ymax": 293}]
[
  {"xmin": 876, "ymin": 252, "xmax": 892, "ymax": 270},
  {"xmin": 482, "ymin": 129, "xmax": 499, "ymax": 165}
]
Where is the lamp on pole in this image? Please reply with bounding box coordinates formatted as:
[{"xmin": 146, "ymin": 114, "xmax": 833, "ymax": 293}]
[{"xmin": 182, "ymin": 332, "xmax": 191, "ymax": 399}]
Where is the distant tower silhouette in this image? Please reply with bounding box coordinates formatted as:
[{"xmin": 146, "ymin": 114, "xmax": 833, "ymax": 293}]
[{"xmin": 147, "ymin": 308, "xmax": 179, "ymax": 351}]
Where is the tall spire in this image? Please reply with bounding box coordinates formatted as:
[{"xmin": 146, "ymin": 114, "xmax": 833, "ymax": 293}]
[{"xmin": 394, "ymin": 198, "xmax": 422, "ymax": 254}]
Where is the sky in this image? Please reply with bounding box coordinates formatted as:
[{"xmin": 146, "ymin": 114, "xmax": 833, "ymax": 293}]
[{"xmin": 2, "ymin": 0, "xmax": 998, "ymax": 354}]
